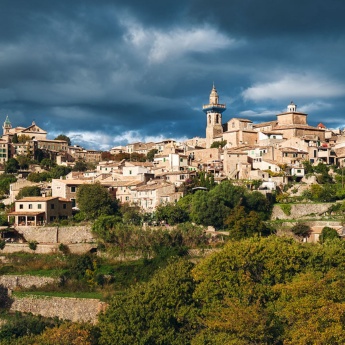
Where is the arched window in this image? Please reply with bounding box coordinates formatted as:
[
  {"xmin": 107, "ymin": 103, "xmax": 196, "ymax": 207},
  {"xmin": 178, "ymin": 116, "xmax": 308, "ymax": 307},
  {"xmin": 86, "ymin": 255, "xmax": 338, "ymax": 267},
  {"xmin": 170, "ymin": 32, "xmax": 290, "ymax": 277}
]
[
  {"xmin": 216, "ymin": 114, "xmax": 219, "ymax": 123},
  {"xmin": 209, "ymin": 115, "xmax": 211, "ymax": 124}
]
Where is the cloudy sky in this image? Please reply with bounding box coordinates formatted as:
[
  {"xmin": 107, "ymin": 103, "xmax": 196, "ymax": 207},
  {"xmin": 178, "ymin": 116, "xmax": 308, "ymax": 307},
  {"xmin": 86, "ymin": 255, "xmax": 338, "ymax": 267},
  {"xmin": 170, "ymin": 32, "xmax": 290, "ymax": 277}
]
[{"xmin": 1, "ymin": 1, "xmax": 345, "ymax": 150}]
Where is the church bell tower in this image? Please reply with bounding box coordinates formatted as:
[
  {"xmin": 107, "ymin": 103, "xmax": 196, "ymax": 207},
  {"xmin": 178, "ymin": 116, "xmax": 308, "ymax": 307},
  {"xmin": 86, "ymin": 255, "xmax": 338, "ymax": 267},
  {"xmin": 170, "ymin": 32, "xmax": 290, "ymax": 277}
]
[{"xmin": 202, "ymin": 84, "xmax": 226, "ymax": 148}]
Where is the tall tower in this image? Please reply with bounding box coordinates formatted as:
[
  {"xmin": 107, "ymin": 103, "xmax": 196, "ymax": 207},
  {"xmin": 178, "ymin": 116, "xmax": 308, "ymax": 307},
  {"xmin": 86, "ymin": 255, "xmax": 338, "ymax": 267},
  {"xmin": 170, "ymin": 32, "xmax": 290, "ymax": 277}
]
[
  {"xmin": 203, "ymin": 84, "xmax": 226, "ymax": 148},
  {"xmin": 2, "ymin": 115, "xmax": 12, "ymax": 135}
]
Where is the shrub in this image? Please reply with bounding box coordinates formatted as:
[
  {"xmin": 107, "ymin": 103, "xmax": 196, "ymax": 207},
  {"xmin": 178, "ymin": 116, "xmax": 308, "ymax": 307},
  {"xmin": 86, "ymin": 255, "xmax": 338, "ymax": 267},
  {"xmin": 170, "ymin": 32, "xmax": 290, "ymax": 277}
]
[
  {"xmin": 58, "ymin": 243, "xmax": 70, "ymax": 255},
  {"xmin": 28, "ymin": 241, "xmax": 38, "ymax": 251},
  {"xmin": 0, "ymin": 240, "xmax": 5, "ymax": 250},
  {"xmin": 319, "ymin": 227, "xmax": 340, "ymax": 243},
  {"xmin": 280, "ymin": 204, "xmax": 292, "ymax": 216}
]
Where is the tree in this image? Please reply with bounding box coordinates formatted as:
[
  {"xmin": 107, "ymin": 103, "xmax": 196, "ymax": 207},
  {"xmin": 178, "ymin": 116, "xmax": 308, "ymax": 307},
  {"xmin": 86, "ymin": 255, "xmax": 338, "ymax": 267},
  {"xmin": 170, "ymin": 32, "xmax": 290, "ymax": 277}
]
[
  {"xmin": 210, "ymin": 139, "xmax": 227, "ymax": 148},
  {"xmin": 291, "ymin": 222, "xmax": 312, "ymax": 239},
  {"xmin": 5, "ymin": 158, "xmax": 19, "ymax": 173},
  {"xmin": 17, "ymin": 134, "xmax": 32, "ymax": 143},
  {"xmin": 319, "ymin": 226, "xmax": 340, "ymax": 243},
  {"xmin": 49, "ymin": 165, "xmax": 71, "ymax": 179},
  {"xmin": 76, "ymin": 182, "xmax": 118, "ymax": 219},
  {"xmin": 16, "ymin": 155, "xmax": 30, "ymax": 170},
  {"xmin": 225, "ymin": 206, "xmax": 271, "ymax": 239},
  {"xmin": 0, "ymin": 174, "xmax": 17, "ymax": 194},
  {"xmin": 146, "ymin": 148, "xmax": 158, "ymax": 162},
  {"xmin": 25, "ymin": 323, "xmax": 97, "ymax": 345},
  {"xmin": 155, "ymin": 203, "xmax": 189, "ymax": 225},
  {"xmin": 120, "ymin": 203, "xmax": 142, "ymax": 225},
  {"xmin": 101, "ymin": 151, "xmax": 115, "ymax": 161},
  {"xmin": 27, "ymin": 171, "xmax": 51, "ymax": 182},
  {"xmin": 73, "ymin": 160, "xmax": 88, "ymax": 172},
  {"xmin": 54, "ymin": 134, "xmax": 71, "ymax": 146},
  {"xmin": 98, "ymin": 259, "xmax": 198, "ymax": 345},
  {"xmin": 40, "ymin": 158, "xmax": 55, "ymax": 170},
  {"xmin": 11, "ymin": 133, "xmax": 19, "ymax": 143},
  {"xmin": 92, "ymin": 215, "xmax": 123, "ymax": 243},
  {"xmin": 16, "ymin": 186, "xmax": 41, "ymax": 199}
]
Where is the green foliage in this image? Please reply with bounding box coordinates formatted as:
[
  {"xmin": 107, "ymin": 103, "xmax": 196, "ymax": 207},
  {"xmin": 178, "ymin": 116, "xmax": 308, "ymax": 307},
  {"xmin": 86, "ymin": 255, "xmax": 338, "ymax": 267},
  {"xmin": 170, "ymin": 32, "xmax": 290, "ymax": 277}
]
[
  {"xmin": 120, "ymin": 203, "xmax": 142, "ymax": 225},
  {"xmin": 27, "ymin": 171, "xmax": 51, "ymax": 182},
  {"xmin": 92, "ymin": 215, "xmax": 124, "ymax": 243},
  {"xmin": 11, "ymin": 133, "xmax": 18, "ymax": 143},
  {"xmin": 72, "ymin": 160, "xmax": 88, "ymax": 172},
  {"xmin": 0, "ymin": 215, "xmax": 8, "ymax": 226},
  {"xmin": 180, "ymin": 172, "xmax": 216, "ymax": 194},
  {"xmin": 16, "ymin": 155, "xmax": 30, "ymax": 170},
  {"xmin": 178, "ymin": 180, "xmax": 273, "ymax": 229},
  {"xmin": 291, "ymin": 222, "xmax": 311, "ymax": 238},
  {"xmin": 54, "ymin": 134, "xmax": 71, "ymax": 146},
  {"xmin": 191, "ymin": 236, "xmax": 342, "ymax": 343},
  {"xmin": 146, "ymin": 148, "xmax": 158, "ymax": 162},
  {"xmin": 98, "ymin": 259, "xmax": 198, "ymax": 345},
  {"xmin": 76, "ymin": 182, "xmax": 118, "ymax": 220},
  {"xmin": 40, "ymin": 158, "xmax": 55, "ymax": 170},
  {"xmin": 319, "ymin": 226, "xmax": 340, "ymax": 243},
  {"xmin": 280, "ymin": 203, "xmax": 291, "ymax": 216},
  {"xmin": 225, "ymin": 206, "xmax": 271, "ymax": 240},
  {"xmin": 17, "ymin": 134, "xmax": 32, "ymax": 143},
  {"xmin": 58, "ymin": 243, "xmax": 70, "ymax": 255},
  {"xmin": 4, "ymin": 158, "xmax": 19, "ymax": 173},
  {"xmin": 302, "ymin": 160, "xmax": 314, "ymax": 174},
  {"xmin": 16, "ymin": 186, "xmax": 41, "ymax": 200},
  {"xmin": 0, "ymin": 240, "xmax": 5, "ymax": 250},
  {"xmin": 73, "ymin": 211, "xmax": 86, "ymax": 222},
  {"xmin": 302, "ymin": 183, "xmax": 337, "ymax": 202},
  {"xmin": 28, "ymin": 241, "xmax": 38, "ymax": 250},
  {"xmin": 0, "ymin": 174, "xmax": 17, "ymax": 195},
  {"xmin": 0, "ymin": 312, "xmax": 62, "ymax": 341},
  {"xmin": 210, "ymin": 139, "xmax": 227, "ymax": 148},
  {"xmin": 49, "ymin": 165, "xmax": 71, "ymax": 179},
  {"xmin": 155, "ymin": 202, "xmax": 189, "ymax": 225}
]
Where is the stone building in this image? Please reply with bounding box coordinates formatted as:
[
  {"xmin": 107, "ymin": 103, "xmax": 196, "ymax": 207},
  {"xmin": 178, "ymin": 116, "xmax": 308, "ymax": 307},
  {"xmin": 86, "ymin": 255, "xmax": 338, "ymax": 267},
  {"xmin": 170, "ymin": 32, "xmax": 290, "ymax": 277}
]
[{"xmin": 8, "ymin": 196, "xmax": 72, "ymax": 226}]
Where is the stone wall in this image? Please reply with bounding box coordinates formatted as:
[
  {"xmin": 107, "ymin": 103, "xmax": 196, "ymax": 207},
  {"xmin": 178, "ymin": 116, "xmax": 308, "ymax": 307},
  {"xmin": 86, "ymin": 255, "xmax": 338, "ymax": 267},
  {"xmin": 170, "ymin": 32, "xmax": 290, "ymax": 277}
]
[
  {"xmin": 15, "ymin": 225, "xmax": 94, "ymax": 244},
  {"xmin": 9, "ymin": 295, "xmax": 107, "ymax": 323},
  {"xmin": 0, "ymin": 275, "xmax": 57, "ymax": 290},
  {"xmin": 271, "ymin": 203, "xmax": 332, "ymax": 220},
  {"xmin": 0, "ymin": 243, "xmax": 96, "ymax": 254}
]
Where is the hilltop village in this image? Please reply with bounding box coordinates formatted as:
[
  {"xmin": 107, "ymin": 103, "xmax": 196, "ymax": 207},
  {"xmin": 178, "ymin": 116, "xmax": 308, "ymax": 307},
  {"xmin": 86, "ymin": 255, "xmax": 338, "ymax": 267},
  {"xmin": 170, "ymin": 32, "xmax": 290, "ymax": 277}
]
[
  {"xmin": 0, "ymin": 85, "xmax": 344, "ymax": 220},
  {"xmin": 2, "ymin": 86, "xmax": 345, "ymax": 344}
]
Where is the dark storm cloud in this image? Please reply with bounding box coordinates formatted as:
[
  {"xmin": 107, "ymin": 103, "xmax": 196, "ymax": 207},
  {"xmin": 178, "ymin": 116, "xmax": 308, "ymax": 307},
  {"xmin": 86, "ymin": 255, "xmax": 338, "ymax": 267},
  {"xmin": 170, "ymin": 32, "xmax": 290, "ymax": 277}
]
[{"xmin": 0, "ymin": 1, "xmax": 345, "ymax": 149}]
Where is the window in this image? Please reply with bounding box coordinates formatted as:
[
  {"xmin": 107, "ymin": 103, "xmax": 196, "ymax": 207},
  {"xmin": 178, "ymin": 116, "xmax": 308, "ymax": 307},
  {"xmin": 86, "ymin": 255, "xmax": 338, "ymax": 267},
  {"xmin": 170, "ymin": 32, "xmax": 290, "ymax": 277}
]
[
  {"xmin": 297, "ymin": 169, "xmax": 301, "ymax": 173},
  {"xmin": 129, "ymin": 170, "xmax": 132, "ymax": 175},
  {"xmin": 125, "ymin": 196, "xmax": 129, "ymax": 201},
  {"xmin": 29, "ymin": 204, "xmax": 32, "ymax": 209},
  {"xmin": 51, "ymin": 204, "xmax": 55, "ymax": 209},
  {"xmin": 19, "ymin": 204, "xmax": 23, "ymax": 209},
  {"xmin": 63, "ymin": 204, "xmax": 67, "ymax": 209},
  {"xmin": 71, "ymin": 186, "xmax": 76, "ymax": 193},
  {"xmin": 38, "ymin": 204, "xmax": 42, "ymax": 209},
  {"xmin": 268, "ymin": 166, "xmax": 271, "ymax": 169}
]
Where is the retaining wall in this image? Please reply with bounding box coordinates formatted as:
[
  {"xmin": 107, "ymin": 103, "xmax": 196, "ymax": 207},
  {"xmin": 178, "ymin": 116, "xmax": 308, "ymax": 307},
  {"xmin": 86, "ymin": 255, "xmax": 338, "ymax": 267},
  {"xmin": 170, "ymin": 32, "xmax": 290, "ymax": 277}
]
[
  {"xmin": 0, "ymin": 243, "xmax": 96, "ymax": 254},
  {"xmin": 9, "ymin": 295, "xmax": 107, "ymax": 323},
  {"xmin": 15, "ymin": 225, "xmax": 94, "ymax": 244},
  {"xmin": 0, "ymin": 275, "xmax": 57, "ymax": 290},
  {"xmin": 271, "ymin": 203, "xmax": 333, "ymax": 220}
]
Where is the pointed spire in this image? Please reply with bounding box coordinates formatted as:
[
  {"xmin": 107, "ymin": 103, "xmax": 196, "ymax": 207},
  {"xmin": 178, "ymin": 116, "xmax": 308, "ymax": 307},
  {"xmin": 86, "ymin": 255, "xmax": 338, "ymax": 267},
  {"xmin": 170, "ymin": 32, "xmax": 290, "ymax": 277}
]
[
  {"xmin": 209, "ymin": 83, "xmax": 219, "ymax": 105},
  {"xmin": 4, "ymin": 115, "xmax": 11, "ymax": 125}
]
